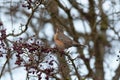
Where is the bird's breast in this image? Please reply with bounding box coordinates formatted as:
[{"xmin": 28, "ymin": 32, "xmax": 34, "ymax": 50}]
[{"xmin": 54, "ymin": 33, "xmax": 65, "ymax": 50}]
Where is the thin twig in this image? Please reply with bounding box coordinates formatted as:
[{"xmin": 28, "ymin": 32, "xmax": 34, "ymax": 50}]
[
  {"xmin": 65, "ymin": 52, "xmax": 82, "ymax": 80},
  {"xmin": 7, "ymin": 1, "xmax": 42, "ymax": 37}
]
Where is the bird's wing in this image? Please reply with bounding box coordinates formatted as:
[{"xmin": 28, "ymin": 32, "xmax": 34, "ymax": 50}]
[
  {"xmin": 58, "ymin": 33, "xmax": 73, "ymax": 48},
  {"xmin": 58, "ymin": 33, "xmax": 71, "ymax": 42}
]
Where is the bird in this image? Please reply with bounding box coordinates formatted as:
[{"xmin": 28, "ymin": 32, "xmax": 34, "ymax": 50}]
[{"xmin": 54, "ymin": 27, "xmax": 85, "ymax": 50}]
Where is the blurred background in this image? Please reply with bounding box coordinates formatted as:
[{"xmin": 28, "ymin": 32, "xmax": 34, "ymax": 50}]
[{"xmin": 0, "ymin": 0, "xmax": 120, "ymax": 80}]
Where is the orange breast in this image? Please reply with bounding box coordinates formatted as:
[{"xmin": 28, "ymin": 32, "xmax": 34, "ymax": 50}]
[
  {"xmin": 54, "ymin": 33, "xmax": 65, "ymax": 50},
  {"xmin": 55, "ymin": 40, "xmax": 64, "ymax": 47}
]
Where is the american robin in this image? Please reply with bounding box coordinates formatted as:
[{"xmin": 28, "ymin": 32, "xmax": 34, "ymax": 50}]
[{"xmin": 54, "ymin": 28, "xmax": 85, "ymax": 50}]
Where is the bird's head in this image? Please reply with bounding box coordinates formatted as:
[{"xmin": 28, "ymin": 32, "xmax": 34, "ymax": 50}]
[{"xmin": 56, "ymin": 27, "xmax": 64, "ymax": 33}]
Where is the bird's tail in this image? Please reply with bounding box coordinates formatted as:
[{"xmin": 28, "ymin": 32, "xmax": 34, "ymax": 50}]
[{"xmin": 72, "ymin": 41, "xmax": 86, "ymax": 48}]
